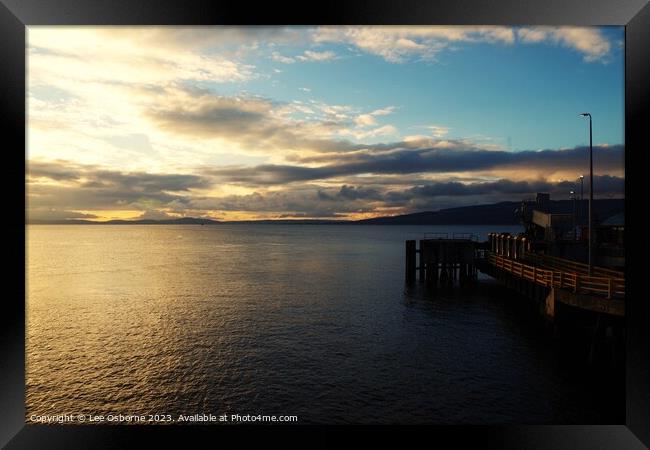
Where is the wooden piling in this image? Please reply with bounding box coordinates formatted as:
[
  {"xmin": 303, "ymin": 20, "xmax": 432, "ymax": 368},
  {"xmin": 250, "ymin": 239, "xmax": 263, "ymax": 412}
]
[
  {"xmin": 432, "ymin": 259, "xmax": 439, "ymax": 286},
  {"xmin": 418, "ymin": 240, "xmax": 425, "ymax": 282},
  {"xmin": 415, "ymin": 237, "xmax": 477, "ymax": 288},
  {"xmin": 405, "ymin": 240, "xmax": 416, "ymax": 283}
]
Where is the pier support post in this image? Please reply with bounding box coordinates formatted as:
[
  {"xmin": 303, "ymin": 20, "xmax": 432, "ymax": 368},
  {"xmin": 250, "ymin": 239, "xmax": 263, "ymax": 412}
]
[
  {"xmin": 406, "ymin": 240, "xmax": 416, "ymax": 283},
  {"xmin": 440, "ymin": 264, "xmax": 448, "ymax": 286},
  {"xmin": 544, "ymin": 288, "xmax": 556, "ymax": 320},
  {"xmin": 418, "ymin": 240, "xmax": 425, "ymax": 282},
  {"xmin": 432, "ymin": 258, "xmax": 439, "ymax": 286},
  {"xmin": 409, "ymin": 237, "xmax": 478, "ymax": 289},
  {"xmin": 425, "ymin": 260, "xmax": 434, "ymax": 285}
]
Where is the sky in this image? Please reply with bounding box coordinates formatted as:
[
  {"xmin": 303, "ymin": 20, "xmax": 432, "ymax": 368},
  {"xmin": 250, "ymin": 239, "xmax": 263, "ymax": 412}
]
[{"xmin": 26, "ymin": 26, "xmax": 625, "ymax": 221}]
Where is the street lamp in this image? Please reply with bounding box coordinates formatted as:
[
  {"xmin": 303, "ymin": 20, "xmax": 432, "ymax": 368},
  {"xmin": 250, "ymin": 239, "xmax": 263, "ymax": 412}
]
[
  {"xmin": 570, "ymin": 190, "xmax": 576, "ymax": 239},
  {"xmin": 580, "ymin": 113, "xmax": 593, "ymax": 275},
  {"xmin": 578, "ymin": 175, "xmax": 584, "ymax": 223},
  {"xmin": 579, "ymin": 175, "xmax": 584, "ymax": 201}
]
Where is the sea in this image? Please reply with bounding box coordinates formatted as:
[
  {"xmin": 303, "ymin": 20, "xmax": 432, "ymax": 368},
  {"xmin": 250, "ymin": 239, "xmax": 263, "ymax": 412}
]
[{"xmin": 25, "ymin": 224, "xmax": 624, "ymax": 424}]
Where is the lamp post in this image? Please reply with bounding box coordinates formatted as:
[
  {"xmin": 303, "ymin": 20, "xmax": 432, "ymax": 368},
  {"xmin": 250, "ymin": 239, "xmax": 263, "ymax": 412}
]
[
  {"xmin": 570, "ymin": 190, "xmax": 576, "ymax": 239},
  {"xmin": 579, "ymin": 175, "xmax": 584, "ymax": 201},
  {"xmin": 579, "ymin": 174, "xmax": 584, "ymax": 223},
  {"xmin": 580, "ymin": 113, "xmax": 593, "ymax": 276}
]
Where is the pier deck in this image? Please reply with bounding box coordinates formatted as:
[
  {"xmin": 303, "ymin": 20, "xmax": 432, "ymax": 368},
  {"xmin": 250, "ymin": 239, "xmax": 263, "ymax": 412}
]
[
  {"xmin": 481, "ymin": 252, "xmax": 624, "ymax": 317},
  {"xmin": 405, "ymin": 234, "xmax": 625, "ymax": 318}
]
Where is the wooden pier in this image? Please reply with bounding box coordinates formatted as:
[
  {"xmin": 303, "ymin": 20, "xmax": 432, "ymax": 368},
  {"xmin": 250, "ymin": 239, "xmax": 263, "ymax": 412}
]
[
  {"xmin": 405, "ymin": 232, "xmax": 625, "ymax": 318},
  {"xmin": 482, "ymin": 233, "xmax": 625, "ymax": 318},
  {"xmin": 406, "ymin": 234, "xmax": 478, "ymax": 286}
]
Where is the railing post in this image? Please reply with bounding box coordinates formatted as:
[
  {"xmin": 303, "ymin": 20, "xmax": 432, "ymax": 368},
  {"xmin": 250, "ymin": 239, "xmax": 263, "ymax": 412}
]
[
  {"xmin": 575, "ymin": 275, "xmax": 579, "ymax": 293},
  {"xmin": 533, "ymin": 267, "xmax": 536, "ymax": 284},
  {"xmin": 608, "ymin": 278, "xmax": 612, "ymax": 299},
  {"xmin": 559, "ymin": 271, "xmax": 563, "ymax": 288}
]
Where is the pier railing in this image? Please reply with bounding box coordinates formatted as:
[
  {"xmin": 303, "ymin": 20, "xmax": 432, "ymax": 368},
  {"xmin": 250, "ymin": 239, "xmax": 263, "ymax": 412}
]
[
  {"xmin": 521, "ymin": 252, "xmax": 624, "ymax": 279},
  {"xmin": 423, "ymin": 232, "xmax": 479, "ymax": 241},
  {"xmin": 423, "ymin": 232, "xmax": 450, "ymax": 239},
  {"xmin": 487, "ymin": 253, "xmax": 625, "ymax": 299}
]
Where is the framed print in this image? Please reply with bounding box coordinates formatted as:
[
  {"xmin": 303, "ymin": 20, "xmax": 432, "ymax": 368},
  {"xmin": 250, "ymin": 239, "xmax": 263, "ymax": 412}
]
[{"xmin": 2, "ymin": 0, "xmax": 649, "ymax": 448}]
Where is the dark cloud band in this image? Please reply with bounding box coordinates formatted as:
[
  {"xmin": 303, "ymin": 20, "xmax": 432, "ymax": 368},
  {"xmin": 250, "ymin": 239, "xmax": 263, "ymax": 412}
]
[
  {"xmin": 207, "ymin": 144, "xmax": 624, "ymax": 185},
  {"xmin": 26, "ymin": 159, "xmax": 624, "ymax": 220}
]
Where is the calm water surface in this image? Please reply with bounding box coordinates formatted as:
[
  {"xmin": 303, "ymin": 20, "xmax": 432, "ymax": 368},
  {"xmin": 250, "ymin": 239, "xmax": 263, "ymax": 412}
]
[{"xmin": 26, "ymin": 224, "xmax": 622, "ymax": 424}]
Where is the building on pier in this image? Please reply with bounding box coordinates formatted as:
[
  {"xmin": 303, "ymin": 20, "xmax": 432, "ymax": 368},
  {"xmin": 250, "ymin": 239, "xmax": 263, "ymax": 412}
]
[{"xmin": 517, "ymin": 192, "xmax": 624, "ymax": 269}]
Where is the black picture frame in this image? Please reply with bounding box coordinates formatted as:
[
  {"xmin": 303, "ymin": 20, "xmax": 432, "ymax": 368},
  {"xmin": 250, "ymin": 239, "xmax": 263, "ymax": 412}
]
[{"xmin": 2, "ymin": 0, "xmax": 648, "ymax": 448}]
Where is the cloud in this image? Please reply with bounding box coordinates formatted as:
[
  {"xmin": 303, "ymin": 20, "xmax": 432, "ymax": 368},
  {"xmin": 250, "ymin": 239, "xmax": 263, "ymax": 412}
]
[
  {"xmin": 312, "ymin": 26, "xmax": 615, "ymax": 64},
  {"xmin": 395, "ymin": 176, "xmax": 623, "ymax": 200},
  {"xmin": 28, "ymin": 28, "xmax": 256, "ymax": 85},
  {"xmin": 27, "ymin": 160, "xmax": 84, "ymax": 181},
  {"xmin": 27, "ymin": 156, "xmax": 624, "ymax": 221},
  {"xmin": 199, "ymin": 175, "xmax": 623, "ymax": 217},
  {"xmin": 298, "ymin": 87, "xmax": 312, "ymax": 92},
  {"xmin": 313, "ymin": 26, "xmax": 515, "ymax": 63},
  {"xmin": 337, "ymin": 184, "xmax": 384, "ymax": 201},
  {"xmin": 296, "ymin": 50, "xmax": 337, "ymax": 61},
  {"xmin": 147, "ymin": 93, "xmax": 270, "ymax": 138},
  {"xmin": 272, "ymin": 49, "xmax": 338, "ymax": 64},
  {"xmin": 517, "ymin": 27, "xmax": 612, "ymax": 62},
  {"xmin": 271, "ymin": 51, "xmax": 295, "ymax": 64},
  {"xmin": 93, "ymin": 26, "xmax": 303, "ymax": 50},
  {"xmin": 207, "ymin": 144, "xmax": 624, "ymax": 186},
  {"xmin": 342, "ymin": 124, "xmax": 398, "ymax": 140},
  {"xmin": 202, "ymin": 174, "xmax": 623, "ymax": 217},
  {"xmin": 136, "ymin": 209, "xmax": 179, "ymax": 220},
  {"xmin": 27, "ymin": 160, "xmax": 211, "ymax": 215},
  {"xmin": 370, "ymin": 107, "xmax": 395, "ymax": 116},
  {"xmin": 427, "ymin": 125, "xmax": 450, "ymax": 138},
  {"xmin": 141, "ymin": 86, "xmax": 370, "ymax": 154},
  {"xmin": 354, "ymin": 106, "xmax": 396, "ymax": 127},
  {"xmin": 204, "ymin": 164, "xmax": 337, "ymax": 185},
  {"xmin": 354, "ymin": 114, "xmax": 377, "ymax": 127},
  {"xmin": 385, "ymin": 175, "xmax": 624, "ymax": 212},
  {"xmin": 187, "ymin": 186, "xmax": 379, "ymax": 218},
  {"xmin": 27, "ymin": 209, "xmax": 99, "ymax": 221}
]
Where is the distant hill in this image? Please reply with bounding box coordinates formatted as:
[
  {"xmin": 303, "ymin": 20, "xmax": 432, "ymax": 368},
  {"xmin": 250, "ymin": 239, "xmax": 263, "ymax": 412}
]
[
  {"xmin": 28, "ymin": 217, "xmax": 221, "ymax": 225},
  {"xmin": 27, "ymin": 217, "xmax": 345, "ymax": 225},
  {"xmin": 355, "ymin": 199, "xmax": 624, "ymax": 225},
  {"xmin": 356, "ymin": 201, "xmax": 522, "ymax": 225},
  {"xmin": 28, "ymin": 199, "xmax": 624, "ymax": 226},
  {"xmin": 224, "ymin": 219, "xmax": 349, "ymax": 225}
]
